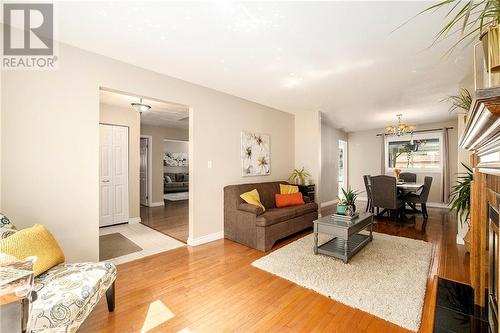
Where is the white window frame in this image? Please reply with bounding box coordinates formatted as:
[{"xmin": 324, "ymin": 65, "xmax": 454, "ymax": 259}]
[{"xmin": 384, "ymin": 131, "xmax": 444, "ymax": 174}]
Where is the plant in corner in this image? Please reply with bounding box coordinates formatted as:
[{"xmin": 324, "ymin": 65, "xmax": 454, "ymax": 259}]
[
  {"xmin": 449, "ymin": 163, "xmax": 473, "ymax": 252},
  {"xmin": 337, "ymin": 187, "xmax": 360, "ymax": 217},
  {"xmin": 445, "ymin": 88, "xmax": 473, "ymax": 114},
  {"xmin": 288, "ymin": 167, "xmax": 311, "ymax": 186}
]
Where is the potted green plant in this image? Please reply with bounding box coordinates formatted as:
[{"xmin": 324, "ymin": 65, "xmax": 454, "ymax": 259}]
[
  {"xmin": 449, "ymin": 163, "xmax": 473, "ymax": 252},
  {"xmin": 419, "ymin": 1, "xmax": 500, "ymax": 72},
  {"xmin": 445, "ymin": 88, "xmax": 473, "ymax": 114},
  {"xmin": 288, "ymin": 167, "xmax": 311, "ymax": 185},
  {"xmin": 337, "ymin": 187, "xmax": 360, "ymax": 216}
]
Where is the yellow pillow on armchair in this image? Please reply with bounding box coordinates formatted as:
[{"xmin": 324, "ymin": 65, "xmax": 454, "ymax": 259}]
[{"xmin": 0, "ymin": 224, "xmax": 65, "ymax": 276}]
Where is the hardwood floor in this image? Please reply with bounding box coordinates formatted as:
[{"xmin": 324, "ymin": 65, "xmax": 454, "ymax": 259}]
[
  {"xmin": 81, "ymin": 207, "xmax": 469, "ymax": 333},
  {"xmin": 140, "ymin": 200, "xmax": 188, "ymax": 243}
]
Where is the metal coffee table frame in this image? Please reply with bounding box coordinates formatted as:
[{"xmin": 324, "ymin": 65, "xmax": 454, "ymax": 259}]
[{"xmin": 313, "ymin": 212, "xmax": 373, "ymax": 263}]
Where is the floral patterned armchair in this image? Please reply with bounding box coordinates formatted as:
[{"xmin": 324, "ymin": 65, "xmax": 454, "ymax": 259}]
[{"xmin": 0, "ymin": 214, "xmax": 116, "ymax": 333}]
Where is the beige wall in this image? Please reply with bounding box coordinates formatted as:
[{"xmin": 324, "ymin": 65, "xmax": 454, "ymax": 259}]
[
  {"xmin": 295, "ymin": 111, "xmax": 321, "ymax": 202},
  {"xmin": 347, "ymin": 119, "xmax": 458, "ymax": 205},
  {"xmin": 1, "ymin": 43, "xmax": 295, "ymax": 261},
  {"xmin": 321, "ymin": 118, "xmax": 347, "ymax": 205},
  {"xmin": 140, "ymin": 125, "xmax": 188, "ymax": 204},
  {"xmin": 100, "ymin": 103, "xmax": 140, "ymax": 219}
]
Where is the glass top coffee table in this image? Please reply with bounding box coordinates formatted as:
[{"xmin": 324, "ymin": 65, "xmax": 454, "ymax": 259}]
[{"xmin": 313, "ymin": 212, "xmax": 373, "ymax": 263}]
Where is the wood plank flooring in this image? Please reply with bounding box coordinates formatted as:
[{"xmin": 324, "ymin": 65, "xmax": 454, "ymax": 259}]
[
  {"xmin": 81, "ymin": 207, "xmax": 469, "ymax": 333},
  {"xmin": 140, "ymin": 200, "xmax": 188, "ymax": 243}
]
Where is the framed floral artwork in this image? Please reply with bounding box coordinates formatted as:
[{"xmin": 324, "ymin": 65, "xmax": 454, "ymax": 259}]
[{"xmin": 241, "ymin": 131, "xmax": 270, "ymax": 176}]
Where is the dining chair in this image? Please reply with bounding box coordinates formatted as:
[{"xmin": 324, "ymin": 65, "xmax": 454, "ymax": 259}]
[
  {"xmin": 371, "ymin": 175, "xmax": 403, "ymax": 220},
  {"xmin": 363, "ymin": 175, "xmax": 373, "ymax": 213},
  {"xmin": 404, "ymin": 176, "xmax": 433, "ymax": 220},
  {"xmin": 399, "ymin": 172, "xmax": 417, "ymax": 183}
]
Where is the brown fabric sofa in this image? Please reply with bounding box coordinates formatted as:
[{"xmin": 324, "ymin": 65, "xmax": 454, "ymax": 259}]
[{"xmin": 224, "ymin": 181, "xmax": 318, "ymax": 251}]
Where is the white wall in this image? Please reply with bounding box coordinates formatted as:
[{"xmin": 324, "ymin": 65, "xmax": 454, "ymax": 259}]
[
  {"xmin": 1, "ymin": 43, "xmax": 295, "ymax": 262},
  {"xmin": 321, "ymin": 118, "xmax": 346, "ymax": 205},
  {"xmin": 347, "ymin": 119, "xmax": 458, "ymax": 205},
  {"xmin": 295, "ymin": 111, "xmax": 321, "ymax": 202}
]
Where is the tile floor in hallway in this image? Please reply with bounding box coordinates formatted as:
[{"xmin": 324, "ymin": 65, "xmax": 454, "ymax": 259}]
[{"xmin": 99, "ymin": 222, "xmax": 185, "ymax": 265}]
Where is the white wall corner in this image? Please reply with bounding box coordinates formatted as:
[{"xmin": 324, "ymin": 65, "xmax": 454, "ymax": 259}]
[
  {"xmin": 320, "ymin": 199, "xmax": 337, "ymax": 208},
  {"xmin": 129, "ymin": 217, "xmax": 141, "ymax": 224},
  {"xmin": 149, "ymin": 201, "xmax": 165, "ymax": 207},
  {"xmin": 187, "ymin": 231, "xmax": 224, "ymax": 246}
]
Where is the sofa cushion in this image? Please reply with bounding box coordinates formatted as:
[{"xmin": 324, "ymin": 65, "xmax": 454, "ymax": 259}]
[
  {"xmin": 275, "ymin": 192, "xmax": 305, "ymax": 208},
  {"xmin": 279, "ymin": 184, "xmax": 299, "ymax": 194},
  {"xmin": 240, "ymin": 189, "xmax": 266, "ymax": 212},
  {"xmin": 294, "ymin": 202, "xmax": 318, "ymax": 216},
  {"xmin": 256, "ymin": 206, "xmax": 297, "ymax": 227},
  {"xmin": 30, "ymin": 262, "xmax": 116, "ymax": 333}
]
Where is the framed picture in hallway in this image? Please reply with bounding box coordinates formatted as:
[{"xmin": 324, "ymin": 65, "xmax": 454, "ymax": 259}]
[
  {"xmin": 164, "ymin": 152, "xmax": 188, "ymax": 166},
  {"xmin": 241, "ymin": 131, "xmax": 270, "ymax": 176}
]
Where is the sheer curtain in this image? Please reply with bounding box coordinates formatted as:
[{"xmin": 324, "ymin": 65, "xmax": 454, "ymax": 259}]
[{"xmin": 442, "ymin": 128, "xmax": 450, "ymax": 204}]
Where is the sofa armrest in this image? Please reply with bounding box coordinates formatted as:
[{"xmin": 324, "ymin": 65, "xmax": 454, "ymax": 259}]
[
  {"xmin": 238, "ymin": 203, "xmax": 264, "ymax": 216},
  {"xmin": 303, "ymin": 195, "xmax": 311, "ymax": 203}
]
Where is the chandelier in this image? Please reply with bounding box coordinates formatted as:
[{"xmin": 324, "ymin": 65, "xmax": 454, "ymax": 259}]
[{"xmin": 385, "ymin": 114, "xmax": 416, "ymax": 136}]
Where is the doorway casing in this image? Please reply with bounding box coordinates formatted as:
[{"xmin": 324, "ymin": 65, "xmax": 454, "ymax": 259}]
[{"xmin": 140, "ymin": 135, "xmax": 153, "ymax": 207}]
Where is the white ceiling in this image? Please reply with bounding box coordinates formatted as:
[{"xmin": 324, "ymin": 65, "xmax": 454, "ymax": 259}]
[
  {"xmin": 59, "ymin": 1, "xmax": 473, "ymax": 132},
  {"xmin": 100, "ymin": 89, "xmax": 189, "ymax": 129}
]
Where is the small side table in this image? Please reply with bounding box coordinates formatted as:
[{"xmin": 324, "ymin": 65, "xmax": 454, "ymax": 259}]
[
  {"xmin": 298, "ymin": 184, "xmax": 315, "ymax": 202},
  {"xmin": 0, "ymin": 267, "xmax": 35, "ymax": 333}
]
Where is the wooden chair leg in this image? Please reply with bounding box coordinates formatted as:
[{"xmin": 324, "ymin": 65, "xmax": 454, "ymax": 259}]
[
  {"xmin": 422, "ymin": 203, "xmax": 428, "ymax": 220},
  {"xmin": 106, "ymin": 281, "xmax": 115, "ymax": 312}
]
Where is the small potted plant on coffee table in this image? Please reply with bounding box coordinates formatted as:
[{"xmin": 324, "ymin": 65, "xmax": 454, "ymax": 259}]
[{"xmin": 336, "ymin": 187, "xmax": 360, "ymax": 217}]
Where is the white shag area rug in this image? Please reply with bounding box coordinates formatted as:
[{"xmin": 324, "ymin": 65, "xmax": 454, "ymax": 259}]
[
  {"xmin": 163, "ymin": 192, "xmax": 189, "ymax": 201},
  {"xmin": 252, "ymin": 232, "xmax": 433, "ymax": 332}
]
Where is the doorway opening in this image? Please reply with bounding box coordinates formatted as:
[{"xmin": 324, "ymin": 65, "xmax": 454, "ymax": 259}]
[{"xmin": 98, "ymin": 88, "xmax": 189, "ymax": 263}]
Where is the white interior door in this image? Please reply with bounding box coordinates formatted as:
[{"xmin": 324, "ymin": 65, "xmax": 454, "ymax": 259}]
[
  {"xmin": 100, "ymin": 124, "xmax": 129, "ymax": 227},
  {"xmin": 140, "ymin": 137, "xmax": 148, "ymax": 206}
]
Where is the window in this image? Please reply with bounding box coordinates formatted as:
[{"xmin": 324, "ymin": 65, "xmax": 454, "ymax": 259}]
[{"xmin": 386, "ymin": 133, "xmax": 442, "ymax": 171}]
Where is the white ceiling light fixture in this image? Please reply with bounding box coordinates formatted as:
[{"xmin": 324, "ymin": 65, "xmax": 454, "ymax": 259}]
[{"xmin": 131, "ymin": 98, "xmax": 151, "ymax": 113}]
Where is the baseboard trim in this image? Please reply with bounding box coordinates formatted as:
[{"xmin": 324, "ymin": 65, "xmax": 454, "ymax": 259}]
[
  {"xmin": 187, "ymin": 231, "xmax": 224, "ymax": 247},
  {"xmin": 129, "ymin": 217, "xmax": 141, "ymax": 224},
  {"xmin": 426, "ymin": 202, "xmax": 449, "ymax": 209},
  {"xmin": 320, "ymin": 200, "xmax": 337, "ymax": 208},
  {"xmin": 149, "ymin": 201, "xmax": 165, "ymax": 207},
  {"xmin": 456, "ymin": 235, "xmax": 465, "ymax": 245},
  {"xmin": 357, "ymin": 197, "xmax": 448, "ymax": 209}
]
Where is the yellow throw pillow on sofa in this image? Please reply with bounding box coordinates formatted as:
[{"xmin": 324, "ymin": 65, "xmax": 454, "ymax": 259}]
[
  {"xmin": 280, "ymin": 184, "xmax": 299, "ymax": 194},
  {"xmin": 240, "ymin": 189, "xmax": 266, "ymax": 212},
  {"xmin": 0, "ymin": 224, "xmax": 65, "ymax": 276}
]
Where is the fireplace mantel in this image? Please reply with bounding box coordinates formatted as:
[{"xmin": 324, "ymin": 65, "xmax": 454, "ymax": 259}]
[
  {"xmin": 460, "ymin": 87, "xmax": 500, "ymax": 175},
  {"xmin": 460, "ymin": 87, "xmax": 500, "ymax": 328}
]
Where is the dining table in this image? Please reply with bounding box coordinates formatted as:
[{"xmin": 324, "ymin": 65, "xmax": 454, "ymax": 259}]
[
  {"xmin": 396, "ymin": 182, "xmax": 424, "ymax": 221},
  {"xmin": 397, "ymin": 182, "xmax": 424, "ymax": 192}
]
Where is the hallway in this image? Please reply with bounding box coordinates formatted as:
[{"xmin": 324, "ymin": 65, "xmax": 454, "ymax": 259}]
[{"xmin": 140, "ymin": 199, "xmax": 188, "ymax": 243}]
